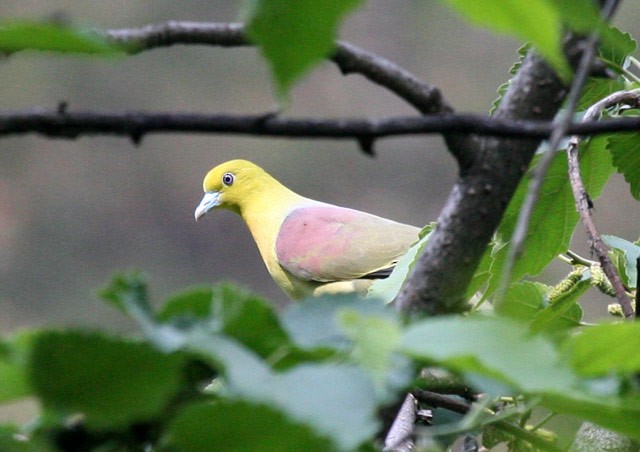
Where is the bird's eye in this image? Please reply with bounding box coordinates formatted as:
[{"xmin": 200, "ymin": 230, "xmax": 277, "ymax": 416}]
[{"xmin": 222, "ymin": 172, "xmax": 235, "ymax": 186}]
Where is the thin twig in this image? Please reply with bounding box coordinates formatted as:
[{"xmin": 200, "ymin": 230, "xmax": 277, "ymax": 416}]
[
  {"xmin": 566, "ymin": 89, "xmax": 640, "ymax": 318},
  {"xmin": 413, "ymin": 389, "xmax": 471, "ymax": 414},
  {"xmin": 105, "ymin": 22, "xmax": 451, "ymax": 116},
  {"xmin": 496, "ymin": 0, "xmax": 619, "ymax": 304},
  {"xmin": 3, "ymin": 109, "xmax": 640, "ymax": 142}
]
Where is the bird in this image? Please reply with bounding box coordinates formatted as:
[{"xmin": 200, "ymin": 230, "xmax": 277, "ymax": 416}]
[{"xmin": 195, "ymin": 159, "xmax": 421, "ymax": 299}]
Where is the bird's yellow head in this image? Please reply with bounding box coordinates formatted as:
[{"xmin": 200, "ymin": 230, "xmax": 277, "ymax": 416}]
[{"xmin": 194, "ymin": 159, "xmax": 286, "ymax": 220}]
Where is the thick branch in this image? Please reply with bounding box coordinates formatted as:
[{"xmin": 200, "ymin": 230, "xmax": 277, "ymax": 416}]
[
  {"xmin": 105, "ymin": 22, "xmax": 450, "ymax": 115},
  {"xmin": 395, "ymin": 48, "xmax": 569, "ymax": 315},
  {"xmin": 2, "ymin": 109, "xmax": 640, "ymax": 142}
]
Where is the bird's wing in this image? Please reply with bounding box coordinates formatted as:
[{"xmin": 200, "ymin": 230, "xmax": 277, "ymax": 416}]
[{"xmin": 275, "ymin": 205, "xmax": 420, "ymax": 282}]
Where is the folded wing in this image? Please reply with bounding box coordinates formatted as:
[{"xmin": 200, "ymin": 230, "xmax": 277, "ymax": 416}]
[{"xmin": 276, "ymin": 205, "xmax": 420, "ymax": 282}]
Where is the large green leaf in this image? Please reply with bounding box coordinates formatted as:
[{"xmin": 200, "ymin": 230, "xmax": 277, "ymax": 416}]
[
  {"xmin": 566, "ymin": 322, "xmax": 640, "ymax": 376},
  {"xmin": 401, "ymin": 315, "xmax": 577, "ymax": 393},
  {"xmin": 29, "ymin": 331, "xmax": 184, "ymax": 427},
  {"xmin": 169, "ymin": 400, "xmax": 337, "ymax": 452},
  {"xmin": 598, "ymin": 26, "xmax": 637, "ymax": 72},
  {"xmin": 480, "ymin": 134, "xmax": 614, "ymax": 299},
  {"xmin": 0, "ymin": 21, "xmax": 121, "ymax": 54},
  {"xmin": 608, "ymin": 129, "xmax": 640, "ymax": 200},
  {"xmin": 187, "ymin": 333, "xmax": 378, "ymax": 451},
  {"xmin": 543, "ymin": 391, "xmax": 640, "ymax": 441},
  {"xmin": 442, "ymin": 0, "xmax": 569, "ymax": 79},
  {"xmin": 244, "ymin": 0, "xmax": 363, "ymax": 99}
]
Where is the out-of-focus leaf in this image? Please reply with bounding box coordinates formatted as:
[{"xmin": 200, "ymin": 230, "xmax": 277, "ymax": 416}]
[
  {"xmin": 29, "ymin": 331, "xmax": 184, "ymax": 428},
  {"xmin": 602, "ymin": 235, "xmax": 640, "ymax": 288},
  {"xmin": 338, "ymin": 308, "xmax": 410, "ymax": 399},
  {"xmin": 442, "ymin": 0, "xmax": 570, "ymax": 79},
  {"xmin": 244, "ymin": 0, "xmax": 364, "ymax": 99},
  {"xmin": 159, "ymin": 284, "xmax": 289, "ymax": 359},
  {"xmin": 566, "ymin": 322, "xmax": 640, "ymax": 375},
  {"xmin": 169, "ymin": 400, "xmax": 337, "ymax": 452},
  {"xmin": 0, "ymin": 425, "xmax": 34, "ymax": 452},
  {"xmin": 97, "ymin": 271, "xmax": 151, "ymax": 315},
  {"xmin": 186, "ymin": 333, "xmax": 377, "ymax": 451},
  {"xmin": 281, "ymin": 294, "xmax": 383, "ymax": 350},
  {"xmin": 543, "ymin": 391, "xmax": 640, "ymax": 441},
  {"xmin": 157, "ymin": 286, "xmax": 215, "ymax": 321},
  {"xmin": 0, "ymin": 21, "xmax": 122, "ymax": 54},
  {"xmin": 401, "ymin": 315, "xmax": 576, "ymax": 393},
  {"xmin": 0, "ymin": 331, "xmax": 36, "ymax": 403}
]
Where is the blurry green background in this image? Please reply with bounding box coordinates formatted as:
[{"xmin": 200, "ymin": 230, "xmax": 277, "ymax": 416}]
[{"xmin": 2, "ymin": 1, "xmax": 640, "ymax": 334}]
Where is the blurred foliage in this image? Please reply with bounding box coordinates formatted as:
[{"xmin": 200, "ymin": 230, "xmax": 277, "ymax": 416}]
[
  {"xmin": 3, "ymin": 0, "xmax": 640, "ymax": 451},
  {"xmin": 0, "ymin": 20, "xmax": 122, "ymax": 54}
]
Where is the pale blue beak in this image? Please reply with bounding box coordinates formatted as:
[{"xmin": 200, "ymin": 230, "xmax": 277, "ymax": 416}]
[{"xmin": 194, "ymin": 192, "xmax": 220, "ymax": 221}]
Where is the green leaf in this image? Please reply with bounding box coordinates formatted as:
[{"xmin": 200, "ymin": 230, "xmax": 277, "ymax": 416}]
[
  {"xmin": 169, "ymin": 400, "xmax": 337, "ymax": 452},
  {"xmin": 490, "ymin": 43, "xmax": 530, "ymax": 115},
  {"xmin": 98, "ymin": 271, "xmax": 152, "ymax": 316},
  {"xmin": 542, "ymin": 391, "xmax": 640, "ymax": 441},
  {"xmin": 607, "ymin": 130, "xmax": 640, "ymax": 200},
  {"xmin": 338, "ymin": 308, "xmax": 409, "ymax": 399},
  {"xmin": 576, "ymin": 77, "xmax": 626, "ymax": 112},
  {"xmin": 157, "ymin": 286, "xmax": 216, "ymax": 321},
  {"xmin": 0, "ymin": 425, "xmax": 33, "ymax": 452},
  {"xmin": 497, "ymin": 278, "xmax": 586, "ymax": 333},
  {"xmin": 282, "ymin": 294, "xmax": 388, "ymax": 350},
  {"xmin": 244, "ymin": 0, "xmax": 364, "ymax": 99},
  {"xmin": 567, "ymin": 322, "xmax": 640, "ymax": 375},
  {"xmin": 602, "ymin": 235, "xmax": 640, "ymax": 288},
  {"xmin": 159, "ymin": 284, "xmax": 289, "ymax": 359},
  {"xmin": 401, "ymin": 315, "xmax": 576, "ymax": 393},
  {"xmin": 0, "ymin": 331, "xmax": 36, "ymax": 403},
  {"xmin": 367, "ymin": 223, "xmax": 434, "ymax": 303},
  {"xmin": 598, "ymin": 26, "xmax": 637, "ymax": 71},
  {"xmin": 481, "ymin": 134, "xmax": 614, "ymax": 299},
  {"xmin": 29, "ymin": 331, "xmax": 184, "ymax": 427},
  {"xmin": 186, "ymin": 333, "xmax": 378, "ymax": 451},
  {"xmin": 442, "ymin": 0, "xmax": 570, "ymax": 80},
  {"xmin": 530, "ymin": 277, "xmax": 586, "ymax": 333},
  {"xmin": 0, "ymin": 21, "xmax": 122, "ymax": 54}
]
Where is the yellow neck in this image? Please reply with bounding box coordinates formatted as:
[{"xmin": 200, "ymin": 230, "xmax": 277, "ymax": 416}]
[{"xmin": 238, "ymin": 181, "xmax": 312, "ymax": 298}]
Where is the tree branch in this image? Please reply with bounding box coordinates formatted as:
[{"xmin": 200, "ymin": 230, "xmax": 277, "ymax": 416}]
[
  {"xmin": 395, "ymin": 50, "xmax": 570, "ymax": 315},
  {"xmin": 566, "ymin": 89, "xmax": 640, "ymax": 318},
  {"xmin": 2, "ymin": 109, "xmax": 640, "ymax": 142},
  {"xmin": 104, "ymin": 22, "xmax": 451, "ymax": 116},
  {"xmin": 412, "ymin": 390, "xmax": 563, "ymax": 452},
  {"xmin": 497, "ymin": 10, "xmax": 604, "ymax": 305}
]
